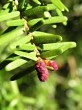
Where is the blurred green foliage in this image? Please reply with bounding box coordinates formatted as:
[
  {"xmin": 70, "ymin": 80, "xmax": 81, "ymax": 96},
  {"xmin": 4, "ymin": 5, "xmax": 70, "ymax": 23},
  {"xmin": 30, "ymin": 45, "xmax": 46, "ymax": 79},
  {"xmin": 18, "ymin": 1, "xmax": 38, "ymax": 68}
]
[{"xmin": 0, "ymin": 0, "xmax": 82, "ymax": 110}]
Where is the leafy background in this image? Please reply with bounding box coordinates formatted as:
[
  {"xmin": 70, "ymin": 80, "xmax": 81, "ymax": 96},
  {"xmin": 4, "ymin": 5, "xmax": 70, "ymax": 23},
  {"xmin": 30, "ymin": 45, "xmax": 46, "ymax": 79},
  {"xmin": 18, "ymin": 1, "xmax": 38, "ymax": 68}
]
[{"xmin": 0, "ymin": 0, "xmax": 82, "ymax": 110}]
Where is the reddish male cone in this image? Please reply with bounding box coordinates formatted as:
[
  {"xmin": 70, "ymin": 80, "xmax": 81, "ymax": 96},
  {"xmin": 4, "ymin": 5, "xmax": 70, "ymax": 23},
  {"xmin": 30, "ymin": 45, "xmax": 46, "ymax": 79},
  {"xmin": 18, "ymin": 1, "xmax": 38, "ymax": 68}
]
[
  {"xmin": 47, "ymin": 60, "xmax": 58, "ymax": 70},
  {"xmin": 35, "ymin": 61, "xmax": 49, "ymax": 82},
  {"xmin": 44, "ymin": 59, "xmax": 58, "ymax": 71}
]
